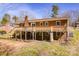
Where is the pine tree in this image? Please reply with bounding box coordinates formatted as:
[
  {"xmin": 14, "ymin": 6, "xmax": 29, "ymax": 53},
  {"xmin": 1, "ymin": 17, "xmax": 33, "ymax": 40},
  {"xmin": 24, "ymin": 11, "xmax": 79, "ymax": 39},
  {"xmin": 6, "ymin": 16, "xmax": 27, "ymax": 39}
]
[{"xmin": 51, "ymin": 4, "xmax": 59, "ymax": 17}]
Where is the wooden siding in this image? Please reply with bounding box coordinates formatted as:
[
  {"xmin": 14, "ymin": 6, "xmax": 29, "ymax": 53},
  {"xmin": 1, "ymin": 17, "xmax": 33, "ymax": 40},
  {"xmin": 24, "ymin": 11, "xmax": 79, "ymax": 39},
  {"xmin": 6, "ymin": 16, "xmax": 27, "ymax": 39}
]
[
  {"xmin": 16, "ymin": 18, "xmax": 68, "ymax": 32},
  {"xmin": 28, "ymin": 20, "xmax": 67, "ymax": 32}
]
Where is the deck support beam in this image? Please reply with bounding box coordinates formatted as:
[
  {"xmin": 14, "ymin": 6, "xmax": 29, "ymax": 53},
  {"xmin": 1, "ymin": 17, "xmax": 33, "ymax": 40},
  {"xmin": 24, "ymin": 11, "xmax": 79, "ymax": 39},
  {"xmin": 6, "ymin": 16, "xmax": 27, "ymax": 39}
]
[
  {"xmin": 35, "ymin": 32, "xmax": 36, "ymax": 40},
  {"xmin": 42, "ymin": 32, "xmax": 43, "ymax": 40},
  {"xmin": 20, "ymin": 31, "xmax": 22, "ymax": 41},
  {"xmin": 15, "ymin": 31, "xmax": 17, "ymax": 41},
  {"xmin": 50, "ymin": 32, "xmax": 53, "ymax": 42},
  {"xmin": 32, "ymin": 31, "xmax": 34, "ymax": 40},
  {"xmin": 25, "ymin": 31, "xmax": 27, "ymax": 40}
]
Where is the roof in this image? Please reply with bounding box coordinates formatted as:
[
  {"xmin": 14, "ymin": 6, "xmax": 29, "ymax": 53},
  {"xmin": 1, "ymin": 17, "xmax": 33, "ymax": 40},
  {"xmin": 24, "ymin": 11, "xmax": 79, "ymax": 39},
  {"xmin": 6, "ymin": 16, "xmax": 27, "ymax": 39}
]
[
  {"xmin": 29, "ymin": 17, "xmax": 68, "ymax": 22},
  {"xmin": 12, "ymin": 17, "xmax": 68, "ymax": 24}
]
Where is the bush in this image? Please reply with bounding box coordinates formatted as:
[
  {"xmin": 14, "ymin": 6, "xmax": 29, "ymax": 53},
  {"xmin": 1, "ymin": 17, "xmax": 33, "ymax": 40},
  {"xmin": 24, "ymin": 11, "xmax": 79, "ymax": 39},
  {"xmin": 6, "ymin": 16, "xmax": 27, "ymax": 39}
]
[
  {"xmin": 69, "ymin": 29, "xmax": 79, "ymax": 45},
  {"xmin": 48, "ymin": 45, "xmax": 70, "ymax": 56},
  {"xmin": 12, "ymin": 47, "xmax": 39, "ymax": 56},
  {"xmin": 11, "ymin": 42, "xmax": 70, "ymax": 56},
  {"xmin": 0, "ymin": 30, "xmax": 6, "ymax": 35}
]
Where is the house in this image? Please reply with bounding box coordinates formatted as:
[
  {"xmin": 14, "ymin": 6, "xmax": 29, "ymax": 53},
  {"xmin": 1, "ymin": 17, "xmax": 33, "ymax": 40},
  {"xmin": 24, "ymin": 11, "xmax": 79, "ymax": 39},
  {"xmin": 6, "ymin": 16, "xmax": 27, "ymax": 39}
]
[
  {"xmin": 75, "ymin": 22, "xmax": 79, "ymax": 29},
  {"xmin": 12, "ymin": 16, "xmax": 68, "ymax": 43}
]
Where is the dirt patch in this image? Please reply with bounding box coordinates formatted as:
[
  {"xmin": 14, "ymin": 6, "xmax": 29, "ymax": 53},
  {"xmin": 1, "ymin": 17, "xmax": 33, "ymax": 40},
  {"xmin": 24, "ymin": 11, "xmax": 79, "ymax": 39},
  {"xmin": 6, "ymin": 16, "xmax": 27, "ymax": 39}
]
[
  {"xmin": 0, "ymin": 39, "xmax": 33, "ymax": 55},
  {"xmin": 0, "ymin": 39, "xmax": 49, "ymax": 55}
]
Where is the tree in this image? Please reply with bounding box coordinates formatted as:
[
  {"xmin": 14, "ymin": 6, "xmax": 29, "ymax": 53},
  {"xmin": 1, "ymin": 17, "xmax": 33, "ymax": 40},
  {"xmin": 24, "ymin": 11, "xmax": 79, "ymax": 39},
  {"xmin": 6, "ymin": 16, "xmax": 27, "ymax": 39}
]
[
  {"xmin": 51, "ymin": 4, "xmax": 59, "ymax": 17},
  {"xmin": 12, "ymin": 16, "xmax": 18, "ymax": 24},
  {"xmin": 4, "ymin": 14, "xmax": 10, "ymax": 21},
  {"xmin": 1, "ymin": 14, "xmax": 10, "ymax": 25},
  {"xmin": 77, "ymin": 16, "xmax": 79, "ymax": 22},
  {"xmin": 62, "ymin": 10, "xmax": 79, "ymax": 27},
  {"xmin": 1, "ymin": 17, "xmax": 9, "ymax": 25}
]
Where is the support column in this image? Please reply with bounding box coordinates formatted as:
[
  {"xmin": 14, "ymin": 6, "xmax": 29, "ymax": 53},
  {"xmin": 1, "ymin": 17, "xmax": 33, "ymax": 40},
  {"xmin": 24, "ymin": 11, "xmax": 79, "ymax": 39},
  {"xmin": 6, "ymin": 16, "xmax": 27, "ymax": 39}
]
[
  {"xmin": 20, "ymin": 31, "xmax": 22, "ymax": 41},
  {"xmin": 66, "ymin": 31, "xmax": 68, "ymax": 40},
  {"xmin": 15, "ymin": 31, "xmax": 17, "ymax": 41},
  {"xmin": 66, "ymin": 31, "xmax": 68, "ymax": 42},
  {"xmin": 35, "ymin": 32, "xmax": 36, "ymax": 40},
  {"xmin": 42, "ymin": 32, "xmax": 43, "ymax": 41},
  {"xmin": 25, "ymin": 31, "xmax": 27, "ymax": 40},
  {"xmin": 50, "ymin": 32, "xmax": 53, "ymax": 42},
  {"xmin": 32, "ymin": 31, "xmax": 34, "ymax": 40},
  {"xmin": 15, "ymin": 33, "xmax": 17, "ymax": 40},
  {"xmin": 9, "ymin": 34, "xmax": 12, "ymax": 40}
]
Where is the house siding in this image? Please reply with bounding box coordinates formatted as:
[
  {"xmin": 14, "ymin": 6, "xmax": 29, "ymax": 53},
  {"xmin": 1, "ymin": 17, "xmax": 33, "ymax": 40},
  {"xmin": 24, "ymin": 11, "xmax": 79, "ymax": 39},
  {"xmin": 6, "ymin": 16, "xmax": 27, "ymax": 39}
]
[{"xmin": 13, "ymin": 17, "xmax": 68, "ymax": 43}]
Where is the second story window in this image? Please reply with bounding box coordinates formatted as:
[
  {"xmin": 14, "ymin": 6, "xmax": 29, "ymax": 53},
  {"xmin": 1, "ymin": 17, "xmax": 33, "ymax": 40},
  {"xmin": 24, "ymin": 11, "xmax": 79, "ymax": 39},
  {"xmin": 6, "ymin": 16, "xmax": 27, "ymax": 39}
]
[
  {"xmin": 31, "ymin": 22, "xmax": 36, "ymax": 27},
  {"xmin": 40, "ymin": 22, "xmax": 43, "ymax": 26},
  {"xmin": 56, "ymin": 21, "xmax": 61, "ymax": 26},
  {"xmin": 45, "ymin": 22, "xmax": 48, "ymax": 26}
]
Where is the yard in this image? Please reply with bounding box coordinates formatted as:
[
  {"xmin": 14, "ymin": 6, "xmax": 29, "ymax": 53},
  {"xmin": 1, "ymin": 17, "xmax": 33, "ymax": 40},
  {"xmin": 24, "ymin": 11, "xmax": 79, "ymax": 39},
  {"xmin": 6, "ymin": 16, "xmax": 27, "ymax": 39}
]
[{"xmin": 0, "ymin": 28, "xmax": 79, "ymax": 56}]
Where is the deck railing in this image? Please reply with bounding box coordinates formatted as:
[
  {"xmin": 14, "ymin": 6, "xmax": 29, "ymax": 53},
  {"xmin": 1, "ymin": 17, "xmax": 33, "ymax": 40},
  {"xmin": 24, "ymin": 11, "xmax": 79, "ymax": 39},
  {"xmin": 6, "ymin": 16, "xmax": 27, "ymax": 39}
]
[{"xmin": 25, "ymin": 26, "xmax": 67, "ymax": 32}]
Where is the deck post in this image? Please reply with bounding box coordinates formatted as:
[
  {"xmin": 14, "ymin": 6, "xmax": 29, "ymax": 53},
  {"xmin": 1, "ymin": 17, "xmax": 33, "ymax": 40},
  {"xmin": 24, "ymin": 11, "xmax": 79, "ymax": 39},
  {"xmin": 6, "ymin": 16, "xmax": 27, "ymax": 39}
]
[
  {"xmin": 66, "ymin": 31, "xmax": 68, "ymax": 42},
  {"xmin": 15, "ymin": 31, "xmax": 17, "ymax": 41},
  {"xmin": 25, "ymin": 31, "xmax": 27, "ymax": 40},
  {"xmin": 34, "ymin": 28, "xmax": 36, "ymax": 40},
  {"xmin": 42, "ymin": 32, "xmax": 43, "ymax": 40},
  {"xmin": 20, "ymin": 31, "xmax": 22, "ymax": 41},
  {"xmin": 35, "ymin": 31, "xmax": 36, "ymax": 40},
  {"xmin": 50, "ymin": 32, "xmax": 53, "ymax": 42},
  {"xmin": 32, "ymin": 31, "xmax": 34, "ymax": 40}
]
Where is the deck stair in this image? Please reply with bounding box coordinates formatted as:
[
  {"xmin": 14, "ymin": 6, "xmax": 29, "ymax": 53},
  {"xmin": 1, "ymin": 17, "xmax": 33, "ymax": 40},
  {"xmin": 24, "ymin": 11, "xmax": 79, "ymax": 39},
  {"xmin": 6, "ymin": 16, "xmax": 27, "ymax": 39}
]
[{"xmin": 0, "ymin": 27, "xmax": 25, "ymax": 39}]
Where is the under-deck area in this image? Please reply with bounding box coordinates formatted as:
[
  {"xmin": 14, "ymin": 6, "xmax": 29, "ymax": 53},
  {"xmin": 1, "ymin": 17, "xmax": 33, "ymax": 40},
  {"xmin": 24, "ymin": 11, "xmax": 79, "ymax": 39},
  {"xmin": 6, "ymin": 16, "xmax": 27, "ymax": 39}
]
[
  {"xmin": 12, "ymin": 30, "xmax": 67, "ymax": 42},
  {"xmin": 53, "ymin": 32, "xmax": 64, "ymax": 40}
]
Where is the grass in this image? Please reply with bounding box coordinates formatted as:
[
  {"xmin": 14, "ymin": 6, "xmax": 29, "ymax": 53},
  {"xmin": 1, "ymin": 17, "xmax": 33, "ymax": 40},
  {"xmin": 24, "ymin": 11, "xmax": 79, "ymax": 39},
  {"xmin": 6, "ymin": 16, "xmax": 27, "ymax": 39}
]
[
  {"xmin": 69, "ymin": 28, "xmax": 79, "ymax": 45},
  {"xmin": 0, "ymin": 41, "xmax": 75, "ymax": 56},
  {"xmin": 12, "ymin": 47, "xmax": 39, "ymax": 56},
  {"xmin": 9, "ymin": 42, "xmax": 70, "ymax": 56},
  {"xmin": 0, "ymin": 28, "xmax": 79, "ymax": 56}
]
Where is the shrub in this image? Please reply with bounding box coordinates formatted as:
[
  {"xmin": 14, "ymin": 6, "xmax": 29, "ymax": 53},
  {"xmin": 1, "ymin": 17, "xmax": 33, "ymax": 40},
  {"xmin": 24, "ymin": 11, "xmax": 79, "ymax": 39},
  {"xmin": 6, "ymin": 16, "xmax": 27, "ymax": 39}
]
[
  {"xmin": 12, "ymin": 47, "xmax": 39, "ymax": 56},
  {"xmin": 48, "ymin": 45, "xmax": 70, "ymax": 56},
  {"xmin": 69, "ymin": 29, "xmax": 79, "ymax": 45},
  {"xmin": 0, "ymin": 30, "xmax": 6, "ymax": 35}
]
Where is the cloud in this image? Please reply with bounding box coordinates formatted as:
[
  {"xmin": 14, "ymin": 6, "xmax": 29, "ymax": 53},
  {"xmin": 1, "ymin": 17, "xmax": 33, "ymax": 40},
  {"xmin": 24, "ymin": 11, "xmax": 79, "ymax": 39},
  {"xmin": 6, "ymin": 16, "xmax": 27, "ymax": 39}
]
[
  {"xmin": 6, "ymin": 7, "xmax": 43, "ymax": 20},
  {"xmin": 0, "ymin": 3, "xmax": 43, "ymax": 20},
  {"xmin": 0, "ymin": 3, "xmax": 52, "ymax": 21}
]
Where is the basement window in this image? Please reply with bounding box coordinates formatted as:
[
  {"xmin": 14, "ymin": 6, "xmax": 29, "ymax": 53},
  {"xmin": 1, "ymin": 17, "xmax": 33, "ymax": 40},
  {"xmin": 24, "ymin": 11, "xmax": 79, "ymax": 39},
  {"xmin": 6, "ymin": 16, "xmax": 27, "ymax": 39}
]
[{"xmin": 56, "ymin": 21, "xmax": 61, "ymax": 26}]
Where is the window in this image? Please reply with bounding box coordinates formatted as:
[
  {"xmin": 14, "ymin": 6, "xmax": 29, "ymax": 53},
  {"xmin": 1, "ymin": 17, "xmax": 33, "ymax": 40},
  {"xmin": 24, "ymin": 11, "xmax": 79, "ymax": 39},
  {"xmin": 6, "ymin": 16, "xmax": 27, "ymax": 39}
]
[
  {"xmin": 40, "ymin": 22, "xmax": 43, "ymax": 26},
  {"xmin": 45, "ymin": 22, "xmax": 48, "ymax": 26},
  {"xmin": 56, "ymin": 21, "xmax": 61, "ymax": 26},
  {"xmin": 31, "ymin": 22, "xmax": 36, "ymax": 27}
]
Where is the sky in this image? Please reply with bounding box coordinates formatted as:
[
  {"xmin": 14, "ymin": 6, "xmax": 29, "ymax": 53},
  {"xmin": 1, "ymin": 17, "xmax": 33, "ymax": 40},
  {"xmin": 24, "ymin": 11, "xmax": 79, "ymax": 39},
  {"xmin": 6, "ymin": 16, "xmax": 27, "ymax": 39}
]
[{"xmin": 0, "ymin": 3, "xmax": 79, "ymax": 21}]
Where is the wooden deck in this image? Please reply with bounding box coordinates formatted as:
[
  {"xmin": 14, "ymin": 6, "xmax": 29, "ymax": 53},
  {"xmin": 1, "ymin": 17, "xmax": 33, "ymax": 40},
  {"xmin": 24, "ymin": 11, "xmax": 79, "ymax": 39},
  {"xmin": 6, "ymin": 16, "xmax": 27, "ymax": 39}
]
[{"xmin": 25, "ymin": 26, "xmax": 67, "ymax": 32}]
